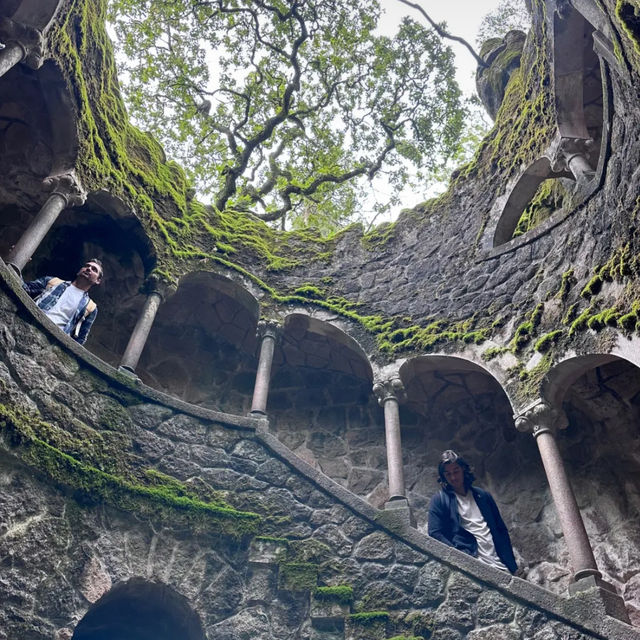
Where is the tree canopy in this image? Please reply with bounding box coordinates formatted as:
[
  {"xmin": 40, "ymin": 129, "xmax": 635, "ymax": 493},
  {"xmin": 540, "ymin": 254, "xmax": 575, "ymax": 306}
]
[
  {"xmin": 476, "ymin": 0, "xmax": 531, "ymax": 44},
  {"xmin": 107, "ymin": 0, "xmax": 466, "ymax": 231}
]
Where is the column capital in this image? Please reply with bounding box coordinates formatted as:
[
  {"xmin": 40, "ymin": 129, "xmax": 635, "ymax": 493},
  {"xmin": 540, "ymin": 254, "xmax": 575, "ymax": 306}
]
[
  {"xmin": 43, "ymin": 172, "xmax": 87, "ymax": 207},
  {"xmin": 256, "ymin": 319, "xmax": 282, "ymax": 342},
  {"xmin": 142, "ymin": 274, "xmax": 176, "ymax": 300},
  {"xmin": 373, "ymin": 377, "xmax": 406, "ymax": 406},
  {"xmin": 551, "ymin": 136, "xmax": 595, "ymax": 180},
  {"xmin": 0, "ymin": 17, "xmax": 44, "ymax": 69},
  {"xmin": 514, "ymin": 398, "xmax": 568, "ymax": 436}
]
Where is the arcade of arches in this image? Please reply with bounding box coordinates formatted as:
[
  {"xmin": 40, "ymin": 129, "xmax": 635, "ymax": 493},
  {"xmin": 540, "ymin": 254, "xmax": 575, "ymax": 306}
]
[{"xmin": 1, "ymin": 0, "xmax": 640, "ymax": 636}]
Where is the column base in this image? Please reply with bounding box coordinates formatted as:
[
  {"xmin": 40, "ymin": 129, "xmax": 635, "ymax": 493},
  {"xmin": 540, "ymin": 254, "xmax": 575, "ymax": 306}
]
[
  {"xmin": 6, "ymin": 262, "xmax": 22, "ymax": 278},
  {"xmin": 248, "ymin": 410, "xmax": 269, "ymax": 430},
  {"xmin": 117, "ymin": 365, "xmax": 140, "ymax": 381},
  {"xmin": 381, "ymin": 497, "xmax": 416, "ymax": 528},
  {"xmin": 568, "ymin": 574, "xmax": 630, "ymax": 624}
]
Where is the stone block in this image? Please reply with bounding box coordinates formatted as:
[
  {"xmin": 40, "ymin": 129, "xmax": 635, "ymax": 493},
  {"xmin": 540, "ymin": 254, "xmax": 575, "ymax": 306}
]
[
  {"xmin": 278, "ymin": 562, "xmax": 318, "ymax": 591},
  {"xmin": 310, "ymin": 598, "xmax": 351, "ymax": 623},
  {"xmin": 246, "ymin": 564, "xmax": 278, "ymax": 603},
  {"xmin": 249, "ymin": 537, "xmax": 289, "ymax": 564},
  {"xmin": 344, "ymin": 613, "xmax": 388, "ymax": 640}
]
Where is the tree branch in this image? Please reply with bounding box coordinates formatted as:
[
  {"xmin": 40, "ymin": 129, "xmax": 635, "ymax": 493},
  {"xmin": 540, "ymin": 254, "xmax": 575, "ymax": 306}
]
[{"xmin": 396, "ymin": 0, "xmax": 487, "ymax": 68}]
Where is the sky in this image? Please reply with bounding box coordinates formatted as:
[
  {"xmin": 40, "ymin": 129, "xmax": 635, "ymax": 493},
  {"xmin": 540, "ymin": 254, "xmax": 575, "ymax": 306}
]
[
  {"xmin": 378, "ymin": 0, "xmax": 505, "ymax": 95},
  {"xmin": 364, "ymin": 0, "xmax": 506, "ymax": 224}
]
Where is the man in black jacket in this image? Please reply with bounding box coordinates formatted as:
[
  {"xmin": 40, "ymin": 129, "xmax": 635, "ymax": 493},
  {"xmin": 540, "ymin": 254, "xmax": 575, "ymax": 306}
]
[{"xmin": 428, "ymin": 450, "xmax": 517, "ymax": 574}]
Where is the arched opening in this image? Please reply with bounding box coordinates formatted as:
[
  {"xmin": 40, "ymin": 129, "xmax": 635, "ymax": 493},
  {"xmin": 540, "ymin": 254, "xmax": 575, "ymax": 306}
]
[
  {"xmin": 72, "ymin": 578, "xmax": 205, "ymax": 640},
  {"xmin": 0, "ymin": 0, "xmax": 22, "ymax": 18},
  {"xmin": 397, "ymin": 356, "xmax": 544, "ymax": 549},
  {"xmin": 488, "ymin": 1, "xmax": 610, "ymax": 248},
  {"xmin": 268, "ymin": 315, "xmax": 379, "ymax": 498},
  {"xmin": 19, "ymin": 191, "xmax": 156, "ymax": 364},
  {"xmin": 0, "ymin": 60, "xmax": 78, "ymax": 257},
  {"xmin": 553, "ymin": 2, "xmax": 605, "ymax": 169},
  {"xmin": 492, "ymin": 158, "xmax": 573, "ymax": 245},
  {"xmin": 541, "ymin": 355, "xmax": 640, "ymax": 624},
  {"xmin": 136, "ymin": 271, "xmax": 259, "ymax": 413},
  {"xmin": 5, "ymin": 0, "xmax": 62, "ymax": 30}
]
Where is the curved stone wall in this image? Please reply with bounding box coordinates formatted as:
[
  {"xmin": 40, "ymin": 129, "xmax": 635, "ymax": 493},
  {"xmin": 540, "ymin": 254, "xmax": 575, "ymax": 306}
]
[
  {"xmin": 0, "ymin": 274, "xmax": 638, "ymax": 640},
  {"xmin": 1, "ymin": 0, "xmax": 640, "ymax": 634}
]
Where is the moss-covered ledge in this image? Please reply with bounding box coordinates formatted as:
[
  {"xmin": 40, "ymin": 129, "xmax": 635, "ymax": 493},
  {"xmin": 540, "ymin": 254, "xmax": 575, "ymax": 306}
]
[{"xmin": 0, "ymin": 405, "xmax": 261, "ymax": 539}]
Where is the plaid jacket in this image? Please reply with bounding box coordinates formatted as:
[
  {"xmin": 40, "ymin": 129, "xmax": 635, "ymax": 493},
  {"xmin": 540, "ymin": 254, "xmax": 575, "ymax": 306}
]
[{"xmin": 22, "ymin": 277, "xmax": 97, "ymax": 345}]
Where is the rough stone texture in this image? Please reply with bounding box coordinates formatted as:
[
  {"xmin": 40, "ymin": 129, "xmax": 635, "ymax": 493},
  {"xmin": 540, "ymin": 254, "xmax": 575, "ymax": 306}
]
[
  {"xmin": 0, "ymin": 284, "xmax": 637, "ymax": 639},
  {"xmin": 0, "ymin": 286, "xmax": 636, "ymax": 640},
  {"xmin": 1, "ymin": 0, "xmax": 640, "ymax": 636},
  {"xmin": 476, "ymin": 30, "xmax": 527, "ymax": 120}
]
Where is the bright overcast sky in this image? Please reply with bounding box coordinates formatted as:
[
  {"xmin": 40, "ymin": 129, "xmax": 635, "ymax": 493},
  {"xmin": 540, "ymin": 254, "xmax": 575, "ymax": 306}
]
[{"xmin": 378, "ymin": 0, "xmax": 504, "ymax": 96}]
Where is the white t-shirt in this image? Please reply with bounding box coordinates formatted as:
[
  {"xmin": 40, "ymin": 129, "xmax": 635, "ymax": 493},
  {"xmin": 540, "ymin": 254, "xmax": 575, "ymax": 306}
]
[
  {"xmin": 45, "ymin": 284, "xmax": 85, "ymax": 329},
  {"xmin": 456, "ymin": 491, "xmax": 508, "ymax": 572}
]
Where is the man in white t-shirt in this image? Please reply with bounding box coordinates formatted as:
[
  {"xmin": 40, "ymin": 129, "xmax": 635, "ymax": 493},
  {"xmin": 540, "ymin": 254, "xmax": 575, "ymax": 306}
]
[
  {"xmin": 428, "ymin": 450, "xmax": 517, "ymax": 574},
  {"xmin": 22, "ymin": 260, "xmax": 103, "ymax": 345}
]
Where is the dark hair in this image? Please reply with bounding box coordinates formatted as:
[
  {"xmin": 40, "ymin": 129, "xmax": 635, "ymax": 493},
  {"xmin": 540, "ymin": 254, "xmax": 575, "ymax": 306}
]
[
  {"xmin": 86, "ymin": 258, "xmax": 103, "ymax": 278},
  {"xmin": 437, "ymin": 449, "xmax": 475, "ymax": 491}
]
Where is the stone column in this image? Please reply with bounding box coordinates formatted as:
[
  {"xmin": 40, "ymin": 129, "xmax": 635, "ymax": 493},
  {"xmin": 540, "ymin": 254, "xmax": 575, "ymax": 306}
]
[
  {"xmin": 6, "ymin": 173, "xmax": 86, "ymax": 274},
  {"xmin": 0, "ymin": 18, "xmax": 44, "ymax": 78},
  {"xmin": 250, "ymin": 321, "xmax": 281, "ymax": 416},
  {"xmin": 515, "ymin": 399, "xmax": 630, "ymax": 622},
  {"xmin": 552, "ymin": 137, "xmax": 595, "ymax": 183},
  {"xmin": 373, "ymin": 377, "xmax": 407, "ymax": 502},
  {"xmin": 119, "ymin": 277, "xmax": 173, "ymax": 374}
]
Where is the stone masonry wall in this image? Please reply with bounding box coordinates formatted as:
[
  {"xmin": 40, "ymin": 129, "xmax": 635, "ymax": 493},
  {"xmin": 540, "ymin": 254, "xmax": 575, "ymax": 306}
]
[{"xmin": 0, "ymin": 267, "xmax": 638, "ymax": 640}]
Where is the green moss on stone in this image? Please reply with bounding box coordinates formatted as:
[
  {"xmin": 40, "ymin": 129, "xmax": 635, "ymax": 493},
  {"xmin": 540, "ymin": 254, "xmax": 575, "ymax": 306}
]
[
  {"xmin": 569, "ymin": 305, "xmax": 595, "ymax": 336},
  {"xmin": 580, "ymin": 274, "xmax": 603, "ymax": 298},
  {"xmin": 481, "ymin": 346, "xmax": 509, "ymax": 361},
  {"xmin": 292, "ymin": 284, "xmax": 326, "ymax": 299},
  {"xmin": 349, "ymin": 611, "xmax": 390, "ymax": 625},
  {"xmin": 587, "ymin": 307, "xmax": 620, "ymax": 331},
  {"xmin": 618, "ymin": 302, "xmax": 640, "ymax": 331},
  {"xmin": 616, "ymin": 0, "xmax": 640, "ymax": 59},
  {"xmin": 516, "ymin": 352, "xmax": 553, "ymax": 403},
  {"xmin": 314, "ymin": 585, "xmax": 354, "ymax": 605},
  {"xmin": 534, "ymin": 330, "xmax": 563, "ymax": 352},
  {"xmin": 512, "ymin": 179, "xmax": 567, "ymax": 238},
  {"xmin": 557, "ymin": 269, "xmax": 575, "ymax": 302},
  {"xmin": 0, "ymin": 404, "xmax": 260, "ymax": 537},
  {"xmin": 279, "ymin": 562, "xmax": 319, "ymax": 591}
]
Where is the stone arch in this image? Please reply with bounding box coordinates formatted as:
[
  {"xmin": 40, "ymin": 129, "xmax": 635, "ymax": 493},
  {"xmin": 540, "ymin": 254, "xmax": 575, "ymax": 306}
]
[
  {"xmin": 482, "ymin": 0, "xmax": 613, "ymax": 252},
  {"xmin": 279, "ymin": 313, "xmax": 373, "ymax": 380},
  {"xmin": 20, "ymin": 190, "xmax": 156, "ymax": 364},
  {"xmin": 6, "ymin": 0, "xmax": 63, "ymax": 31},
  {"xmin": 136, "ymin": 271, "xmax": 260, "ymax": 412},
  {"xmin": 491, "ymin": 157, "xmax": 572, "ymax": 246},
  {"xmin": 267, "ymin": 313, "xmax": 378, "ymax": 496},
  {"xmin": 539, "ymin": 354, "xmax": 640, "ymax": 624},
  {"xmin": 72, "ymin": 577, "xmax": 206, "ymax": 640},
  {"xmin": 541, "ymin": 352, "xmax": 618, "ymax": 407},
  {"xmin": 0, "ymin": 1, "xmax": 23, "ymax": 19},
  {"xmin": 396, "ymin": 355, "xmax": 542, "ymax": 545},
  {"xmin": 0, "ymin": 60, "xmax": 79, "ymax": 256}
]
